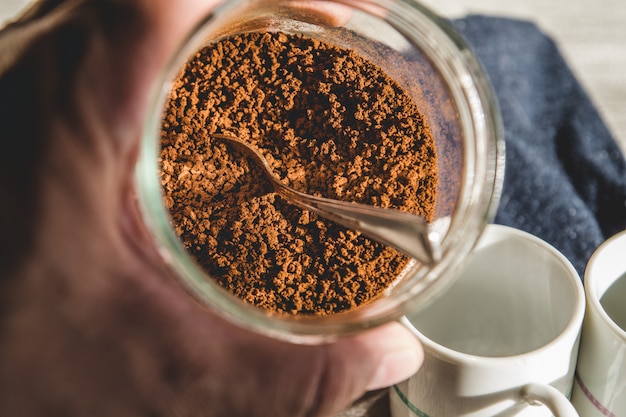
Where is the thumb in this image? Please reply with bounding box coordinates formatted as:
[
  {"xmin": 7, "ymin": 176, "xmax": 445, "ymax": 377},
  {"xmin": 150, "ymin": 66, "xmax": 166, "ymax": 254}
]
[
  {"xmin": 358, "ymin": 323, "xmax": 424, "ymax": 392},
  {"xmin": 308, "ymin": 322, "xmax": 423, "ymax": 416}
]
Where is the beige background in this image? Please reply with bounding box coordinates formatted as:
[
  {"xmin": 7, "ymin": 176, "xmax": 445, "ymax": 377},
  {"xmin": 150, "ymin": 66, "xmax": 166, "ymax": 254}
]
[
  {"xmin": 421, "ymin": 0, "xmax": 626, "ymax": 155},
  {"xmin": 2, "ymin": 0, "xmax": 625, "ymax": 154}
]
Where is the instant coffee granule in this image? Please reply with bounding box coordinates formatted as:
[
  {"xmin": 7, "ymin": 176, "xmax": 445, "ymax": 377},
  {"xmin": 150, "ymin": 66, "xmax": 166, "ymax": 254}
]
[{"xmin": 160, "ymin": 31, "xmax": 438, "ymax": 315}]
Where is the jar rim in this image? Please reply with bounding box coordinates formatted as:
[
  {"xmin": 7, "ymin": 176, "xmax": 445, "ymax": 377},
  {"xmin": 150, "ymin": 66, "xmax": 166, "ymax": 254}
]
[{"xmin": 135, "ymin": 0, "xmax": 504, "ymax": 343}]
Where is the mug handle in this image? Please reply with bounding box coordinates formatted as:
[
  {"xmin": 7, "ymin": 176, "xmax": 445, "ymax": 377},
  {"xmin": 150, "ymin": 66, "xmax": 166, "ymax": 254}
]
[
  {"xmin": 399, "ymin": 318, "xmax": 580, "ymax": 417},
  {"xmin": 521, "ymin": 383, "xmax": 579, "ymax": 417}
]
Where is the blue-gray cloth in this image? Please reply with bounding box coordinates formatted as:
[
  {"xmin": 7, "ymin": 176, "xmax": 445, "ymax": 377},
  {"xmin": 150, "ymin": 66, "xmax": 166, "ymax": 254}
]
[{"xmin": 452, "ymin": 16, "xmax": 626, "ymax": 277}]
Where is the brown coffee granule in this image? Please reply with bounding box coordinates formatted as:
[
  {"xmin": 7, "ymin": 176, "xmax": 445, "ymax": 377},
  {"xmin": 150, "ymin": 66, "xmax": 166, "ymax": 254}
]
[{"xmin": 160, "ymin": 31, "xmax": 438, "ymax": 315}]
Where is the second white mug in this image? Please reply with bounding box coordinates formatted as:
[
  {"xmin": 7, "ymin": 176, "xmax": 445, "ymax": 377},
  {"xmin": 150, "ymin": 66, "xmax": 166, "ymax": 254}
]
[
  {"xmin": 571, "ymin": 229, "xmax": 626, "ymax": 417},
  {"xmin": 390, "ymin": 225, "xmax": 585, "ymax": 417}
]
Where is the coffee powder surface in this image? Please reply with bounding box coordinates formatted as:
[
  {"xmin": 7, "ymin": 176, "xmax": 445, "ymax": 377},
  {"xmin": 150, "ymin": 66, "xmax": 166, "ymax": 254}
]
[{"xmin": 160, "ymin": 31, "xmax": 438, "ymax": 315}]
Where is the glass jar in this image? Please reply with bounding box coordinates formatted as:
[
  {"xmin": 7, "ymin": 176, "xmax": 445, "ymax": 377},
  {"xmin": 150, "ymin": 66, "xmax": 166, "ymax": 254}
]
[{"xmin": 135, "ymin": 0, "xmax": 504, "ymax": 342}]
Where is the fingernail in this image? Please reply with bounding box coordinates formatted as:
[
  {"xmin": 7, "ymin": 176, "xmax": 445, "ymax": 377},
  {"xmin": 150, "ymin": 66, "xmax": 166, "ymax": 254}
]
[{"xmin": 366, "ymin": 349, "xmax": 421, "ymax": 391}]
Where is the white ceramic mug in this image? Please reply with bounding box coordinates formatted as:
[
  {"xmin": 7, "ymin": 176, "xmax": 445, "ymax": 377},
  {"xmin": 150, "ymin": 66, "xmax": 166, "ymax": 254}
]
[
  {"xmin": 571, "ymin": 230, "xmax": 626, "ymax": 417},
  {"xmin": 390, "ymin": 224, "xmax": 585, "ymax": 417}
]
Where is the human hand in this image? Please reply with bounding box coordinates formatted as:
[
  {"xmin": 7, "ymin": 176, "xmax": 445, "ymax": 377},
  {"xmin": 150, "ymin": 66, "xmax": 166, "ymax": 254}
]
[{"xmin": 0, "ymin": 1, "xmax": 422, "ymax": 416}]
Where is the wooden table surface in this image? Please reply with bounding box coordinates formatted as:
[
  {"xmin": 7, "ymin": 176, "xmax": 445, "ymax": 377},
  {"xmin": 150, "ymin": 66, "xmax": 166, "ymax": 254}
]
[{"xmin": 1, "ymin": 1, "xmax": 624, "ymax": 416}]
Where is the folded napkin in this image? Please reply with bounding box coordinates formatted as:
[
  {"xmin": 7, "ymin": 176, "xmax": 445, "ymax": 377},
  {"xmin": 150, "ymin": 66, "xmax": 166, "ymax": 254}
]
[
  {"xmin": 452, "ymin": 15, "xmax": 626, "ymax": 277},
  {"xmin": 343, "ymin": 13, "xmax": 626, "ymax": 417}
]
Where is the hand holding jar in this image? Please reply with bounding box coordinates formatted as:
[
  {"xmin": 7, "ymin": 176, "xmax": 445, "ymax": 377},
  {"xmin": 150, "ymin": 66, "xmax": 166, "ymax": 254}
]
[{"xmin": 0, "ymin": 1, "xmax": 422, "ymax": 416}]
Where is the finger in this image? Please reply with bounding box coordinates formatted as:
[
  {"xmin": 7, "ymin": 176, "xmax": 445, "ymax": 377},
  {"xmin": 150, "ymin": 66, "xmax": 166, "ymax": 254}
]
[
  {"xmin": 359, "ymin": 322, "xmax": 424, "ymax": 391},
  {"xmin": 287, "ymin": 1, "xmax": 353, "ymax": 26},
  {"xmin": 168, "ymin": 312, "xmax": 424, "ymax": 417}
]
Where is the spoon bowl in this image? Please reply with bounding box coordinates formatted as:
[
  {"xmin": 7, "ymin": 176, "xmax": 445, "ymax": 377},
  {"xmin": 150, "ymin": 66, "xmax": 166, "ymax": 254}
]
[{"xmin": 212, "ymin": 133, "xmax": 441, "ymax": 265}]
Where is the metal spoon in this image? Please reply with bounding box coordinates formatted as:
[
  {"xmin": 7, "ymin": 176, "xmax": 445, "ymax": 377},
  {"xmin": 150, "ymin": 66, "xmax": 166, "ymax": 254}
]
[{"xmin": 212, "ymin": 133, "xmax": 441, "ymax": 265}]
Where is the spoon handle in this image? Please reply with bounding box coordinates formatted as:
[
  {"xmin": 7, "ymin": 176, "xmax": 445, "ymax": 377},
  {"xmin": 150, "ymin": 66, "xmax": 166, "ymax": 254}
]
[{"xmin": 277, "ymin": 184, "xmax": 440, "ymax": 265}]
